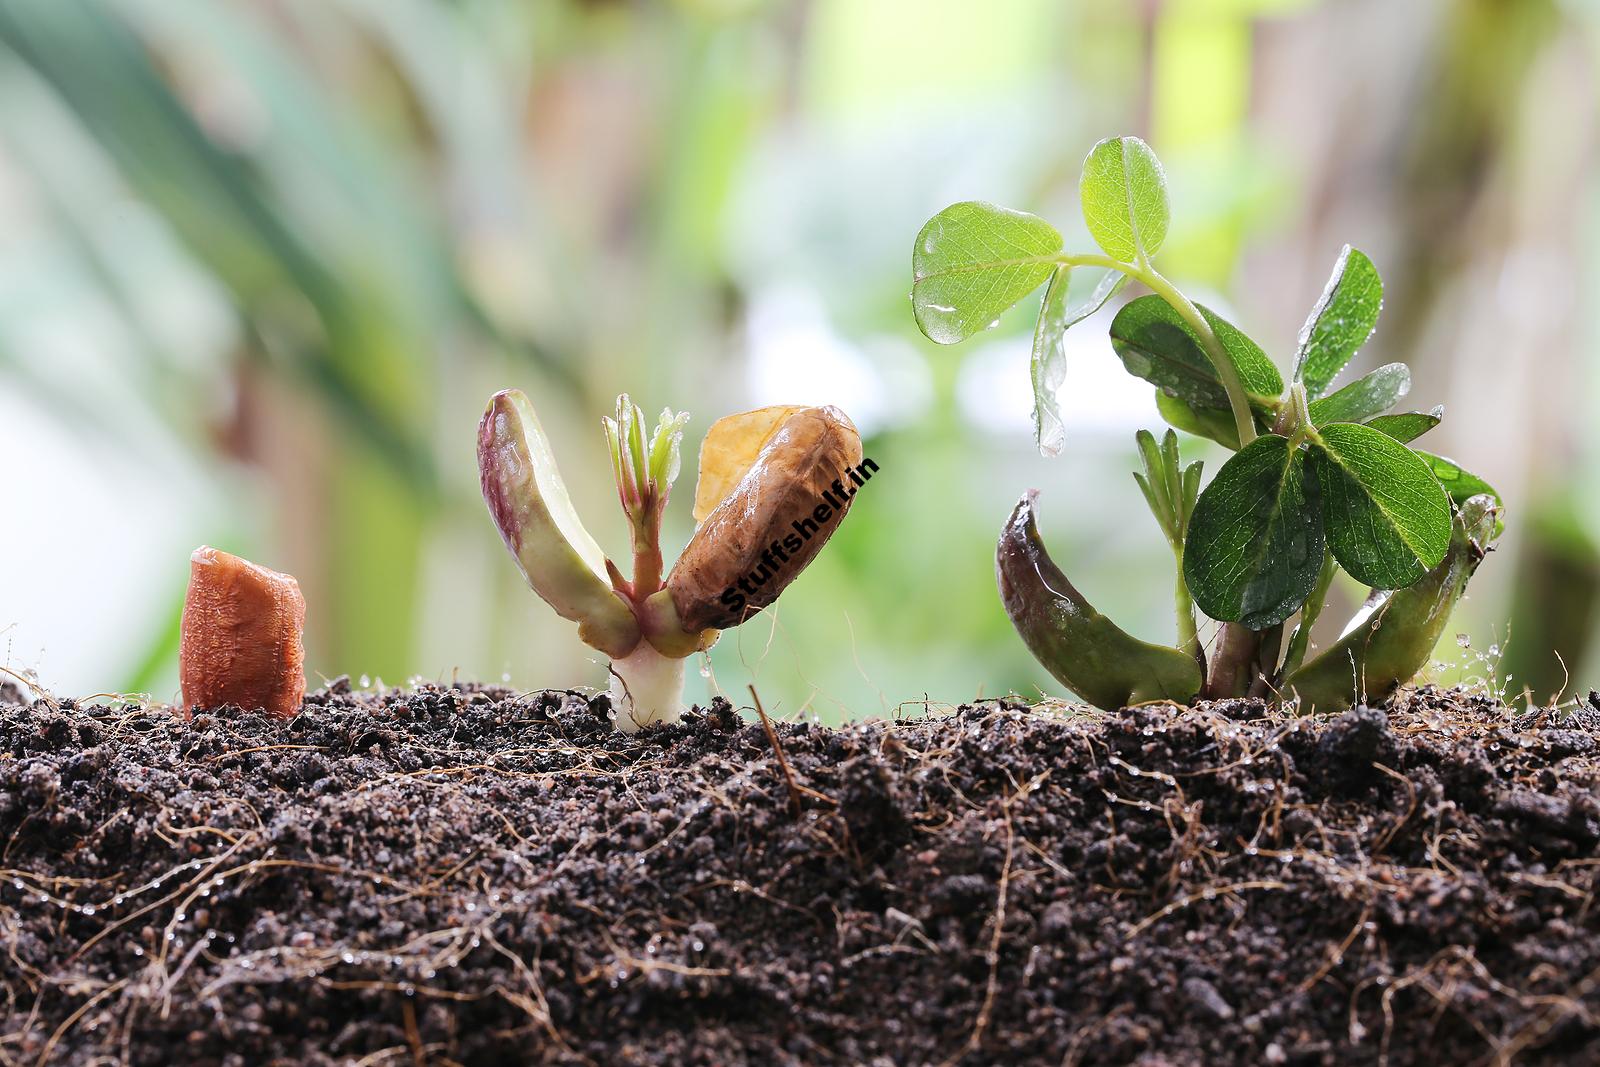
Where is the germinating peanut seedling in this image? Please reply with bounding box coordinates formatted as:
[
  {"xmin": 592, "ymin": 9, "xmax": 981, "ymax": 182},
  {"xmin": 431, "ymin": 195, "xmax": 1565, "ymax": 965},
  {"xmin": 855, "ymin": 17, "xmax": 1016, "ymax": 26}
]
[
  {"xmin": 478, "ymin": 391, "xmax": 863, "ymax": 730},
  {"xmin": 912, "ymin": 136, "xmax": 1502, "ymax": 711}
]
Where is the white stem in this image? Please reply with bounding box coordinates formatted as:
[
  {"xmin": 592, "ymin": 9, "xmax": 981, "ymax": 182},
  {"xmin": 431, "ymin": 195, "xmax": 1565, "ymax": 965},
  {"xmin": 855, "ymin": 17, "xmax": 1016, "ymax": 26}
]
[{"xmin": 606, "ymin": 641, "xmax": 687, "ymax": 732}]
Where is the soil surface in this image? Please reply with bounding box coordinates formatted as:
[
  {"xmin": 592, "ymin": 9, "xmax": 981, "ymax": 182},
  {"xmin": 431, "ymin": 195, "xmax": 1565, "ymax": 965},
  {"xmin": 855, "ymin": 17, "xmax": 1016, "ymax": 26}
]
[{"xmin": 0, "ymin": 682, "xmax": 1597, "ymax": 1066}]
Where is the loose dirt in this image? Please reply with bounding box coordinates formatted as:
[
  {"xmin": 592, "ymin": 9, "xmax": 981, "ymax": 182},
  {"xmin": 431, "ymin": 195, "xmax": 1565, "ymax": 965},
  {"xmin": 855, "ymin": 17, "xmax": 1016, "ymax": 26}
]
[{"xmin": 0, "ymin": 682, "xmax": 1596, "ymax": 1065}]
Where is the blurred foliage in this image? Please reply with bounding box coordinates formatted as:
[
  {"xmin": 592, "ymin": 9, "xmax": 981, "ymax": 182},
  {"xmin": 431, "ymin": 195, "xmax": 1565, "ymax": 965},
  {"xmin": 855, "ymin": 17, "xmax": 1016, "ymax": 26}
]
[
  {"xmin": 1504, "ymin": 494, "xmax": 1600, "ymax": 703},
  {"xmin": 2, "ymin": 0, "xmax": 1597, "ymax": 714}
]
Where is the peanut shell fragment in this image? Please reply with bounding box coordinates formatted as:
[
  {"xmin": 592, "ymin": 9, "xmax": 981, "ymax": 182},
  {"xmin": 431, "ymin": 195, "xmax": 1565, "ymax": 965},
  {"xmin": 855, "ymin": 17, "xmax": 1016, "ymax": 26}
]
[
  {"xmin": 668, "ymin": 405, "xmax": 863, "ymax": 631},
  {"xmin": 179, "ymin": 546, "xmax": 306, "ymax": 720},
  {"xmin": 691, "ymin": 404, "xmax": 806, "ymax": 523}
]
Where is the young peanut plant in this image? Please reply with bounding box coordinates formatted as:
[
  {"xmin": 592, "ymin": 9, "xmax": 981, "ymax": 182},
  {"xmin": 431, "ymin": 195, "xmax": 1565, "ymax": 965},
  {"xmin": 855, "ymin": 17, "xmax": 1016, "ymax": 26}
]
[
  {"xmin": 478, "ymin": 391, "xmax": 862, "ymax": 730},
  {"xmin": 914, "ymin": 136, "xmax": 1502, "ymax": 711}
]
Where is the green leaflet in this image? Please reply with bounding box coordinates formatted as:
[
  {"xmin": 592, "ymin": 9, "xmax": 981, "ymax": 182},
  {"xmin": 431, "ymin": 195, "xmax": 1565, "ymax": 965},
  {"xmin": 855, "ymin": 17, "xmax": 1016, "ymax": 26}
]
[
  {"xmin": 1415, "ymin": 450, "xmax": 1504, "ymax": 537},
  {"xmin": 1415, "ymin": 450, "xmax": 1502, "ymax": 510},
  {"xmin": 1307, "ymin": 362, "xmax": 1410, "ymax": 425},
  {"xmin": 911, "ymin": 201, "xmax": 1063, "ymax": 345},
  {"xmin": 1367, "ymin": 406, "xmax": 1443, "ymax": 444},
  {"xmin": 1293, "ymin": 246, "xmax": 1383, "ymax": 398},
  {"xmin": 1309, "ymin": 422, "xmax": 1453, "ymax": 589},
  {"xmin": 1110, "ymin": 295, "xmax": 1284, "ymax": 411},
  {"xmin": 997, "ymin": 491, "xmax": 1202, "ymax": 711},
  {"xmin": 1183, "ymin": 434, "xmax": 1324, "ymax": 629},
  {"xmin": 1031, "ymin": 266, "xmax": 1126, "ymax": 457},
  {"xmin": 1287, "ymin": 495, "xmax": 1498, "ymax": 712},
  {"xmin": 1155, "ymin": 389, "xmax": 1246, "ymax": 451},
  {"xmin": 1079, "ymin": 136, "xmax": 1170, "ymax": 262}
]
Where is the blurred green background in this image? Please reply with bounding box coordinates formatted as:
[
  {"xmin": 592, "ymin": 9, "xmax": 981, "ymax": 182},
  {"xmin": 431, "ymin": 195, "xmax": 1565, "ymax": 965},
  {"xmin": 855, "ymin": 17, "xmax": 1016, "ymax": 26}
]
[{"xmin": 2, "ymin": 0, "xmax": 1598, "ymax": 717}]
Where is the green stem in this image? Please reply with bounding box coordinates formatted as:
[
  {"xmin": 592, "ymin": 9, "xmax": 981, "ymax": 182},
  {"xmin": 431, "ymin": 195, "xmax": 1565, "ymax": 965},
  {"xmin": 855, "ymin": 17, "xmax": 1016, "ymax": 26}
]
[
  {"xmin": 1052, "ymin": 252, "xmax": 1135, "ymax": 273},
  {"xmin": 1137, "ymin": 267, "xmax": 1258, "ymax": 448},
  {"xmin": 1133, "ymin": 430, "xmax": 1202, "ymax": 666},
  {"xmin": 1174, "ymin": 571, "xmax": 1200, "ymax": 662},
  {"xmin": 1051, "ymin": 254, "xmax": 1258, "ymax": 449},
  {"xmin": 1155, "ymin": 509, "xmax": 1200, "ymax": 664},
  {"xmin": 1279, "ymin": 550, "xmax": 1336, "ymax": 679}
]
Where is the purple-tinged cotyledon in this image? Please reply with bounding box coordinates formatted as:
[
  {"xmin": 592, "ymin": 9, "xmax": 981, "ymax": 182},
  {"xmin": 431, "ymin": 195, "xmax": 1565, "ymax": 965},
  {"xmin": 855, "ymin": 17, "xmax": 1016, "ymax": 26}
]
[{"xmin": 718, "ymin": 458, "xmax": 878, "ymax": 618}]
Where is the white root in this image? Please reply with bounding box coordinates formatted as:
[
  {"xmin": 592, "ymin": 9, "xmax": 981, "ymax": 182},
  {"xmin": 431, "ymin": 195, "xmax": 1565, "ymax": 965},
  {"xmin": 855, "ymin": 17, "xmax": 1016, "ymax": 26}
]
[{"xmin": 606, "ymin": 642, "xmax": 688, "ymax": 732}]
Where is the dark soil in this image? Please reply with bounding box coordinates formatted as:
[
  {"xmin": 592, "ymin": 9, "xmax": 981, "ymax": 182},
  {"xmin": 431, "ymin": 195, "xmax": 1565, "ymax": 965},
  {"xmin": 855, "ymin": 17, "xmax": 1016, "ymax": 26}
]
[{"xmin": 1, "ymin": 682, "xmax": 1597, "ymax": 1066}]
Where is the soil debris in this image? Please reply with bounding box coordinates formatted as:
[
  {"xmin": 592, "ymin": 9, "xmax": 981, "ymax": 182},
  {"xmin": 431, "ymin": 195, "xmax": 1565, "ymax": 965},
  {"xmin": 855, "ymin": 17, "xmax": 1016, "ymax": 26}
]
[{"xmin": 0, "ymin": 683, "xmax": 1596, "ymax": 1065}]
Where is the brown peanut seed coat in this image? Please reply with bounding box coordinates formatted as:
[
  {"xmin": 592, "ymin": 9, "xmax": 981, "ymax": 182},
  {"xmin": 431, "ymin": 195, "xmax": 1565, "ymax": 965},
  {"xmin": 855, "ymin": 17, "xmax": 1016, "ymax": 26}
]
[{"xmin": 668, "ymin": 406, "xmax": 862, "ymax": 631}]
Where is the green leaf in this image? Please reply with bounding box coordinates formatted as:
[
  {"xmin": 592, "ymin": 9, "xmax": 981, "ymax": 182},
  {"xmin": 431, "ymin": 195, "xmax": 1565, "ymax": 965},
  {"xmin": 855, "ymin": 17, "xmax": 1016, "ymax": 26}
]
[
  {"xmin": 1183, "ymin": 434, "xmax": 1324, "ymax": 629},
  {"xmin": 1110, "ymin": 295, "xmax": 1284, "ymax": 410},
  {"xmin": 1414, "ymin": 450, "xmax": 1501, "ymax": 509},
  {"xmin": 1031, "ymin": 266, "xmax": 1126, "ymax": 457},
  {"xmin": 998, "ymin": 491, "xmax": 1202, "ymax": 710},
  {"xmin": 1306, "ymin": 362, "xmax": 1410, "ymax": 425},
  {"xmin": 1079, "ymin": 136, "xmax": 1170, "ymax": 262},
  {"xmin": 1415, "ymin": 450, "xmax": 1504, "ymax": 537},
  {"xmin": 1155, "ymin": 389, "xmax": 1243, "ymax": 451},
  {"xmin": 1309, "ymin": 423, "xmax": 1453, "ymax": 589},
  {"xmin": 912, "ymin": 201, "xmax": 1063, "ymax": 344},
  {"xmin": 1292, "ymin": 246, "xmax": 1383, "ymax": 398},
  {"xmin": 647, "ymin": 407, "xmax": 690, "ymax": 488},
  {"xmin": 1366, "ymin": 406, "xmax": 1443, "ymax": 444}
]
